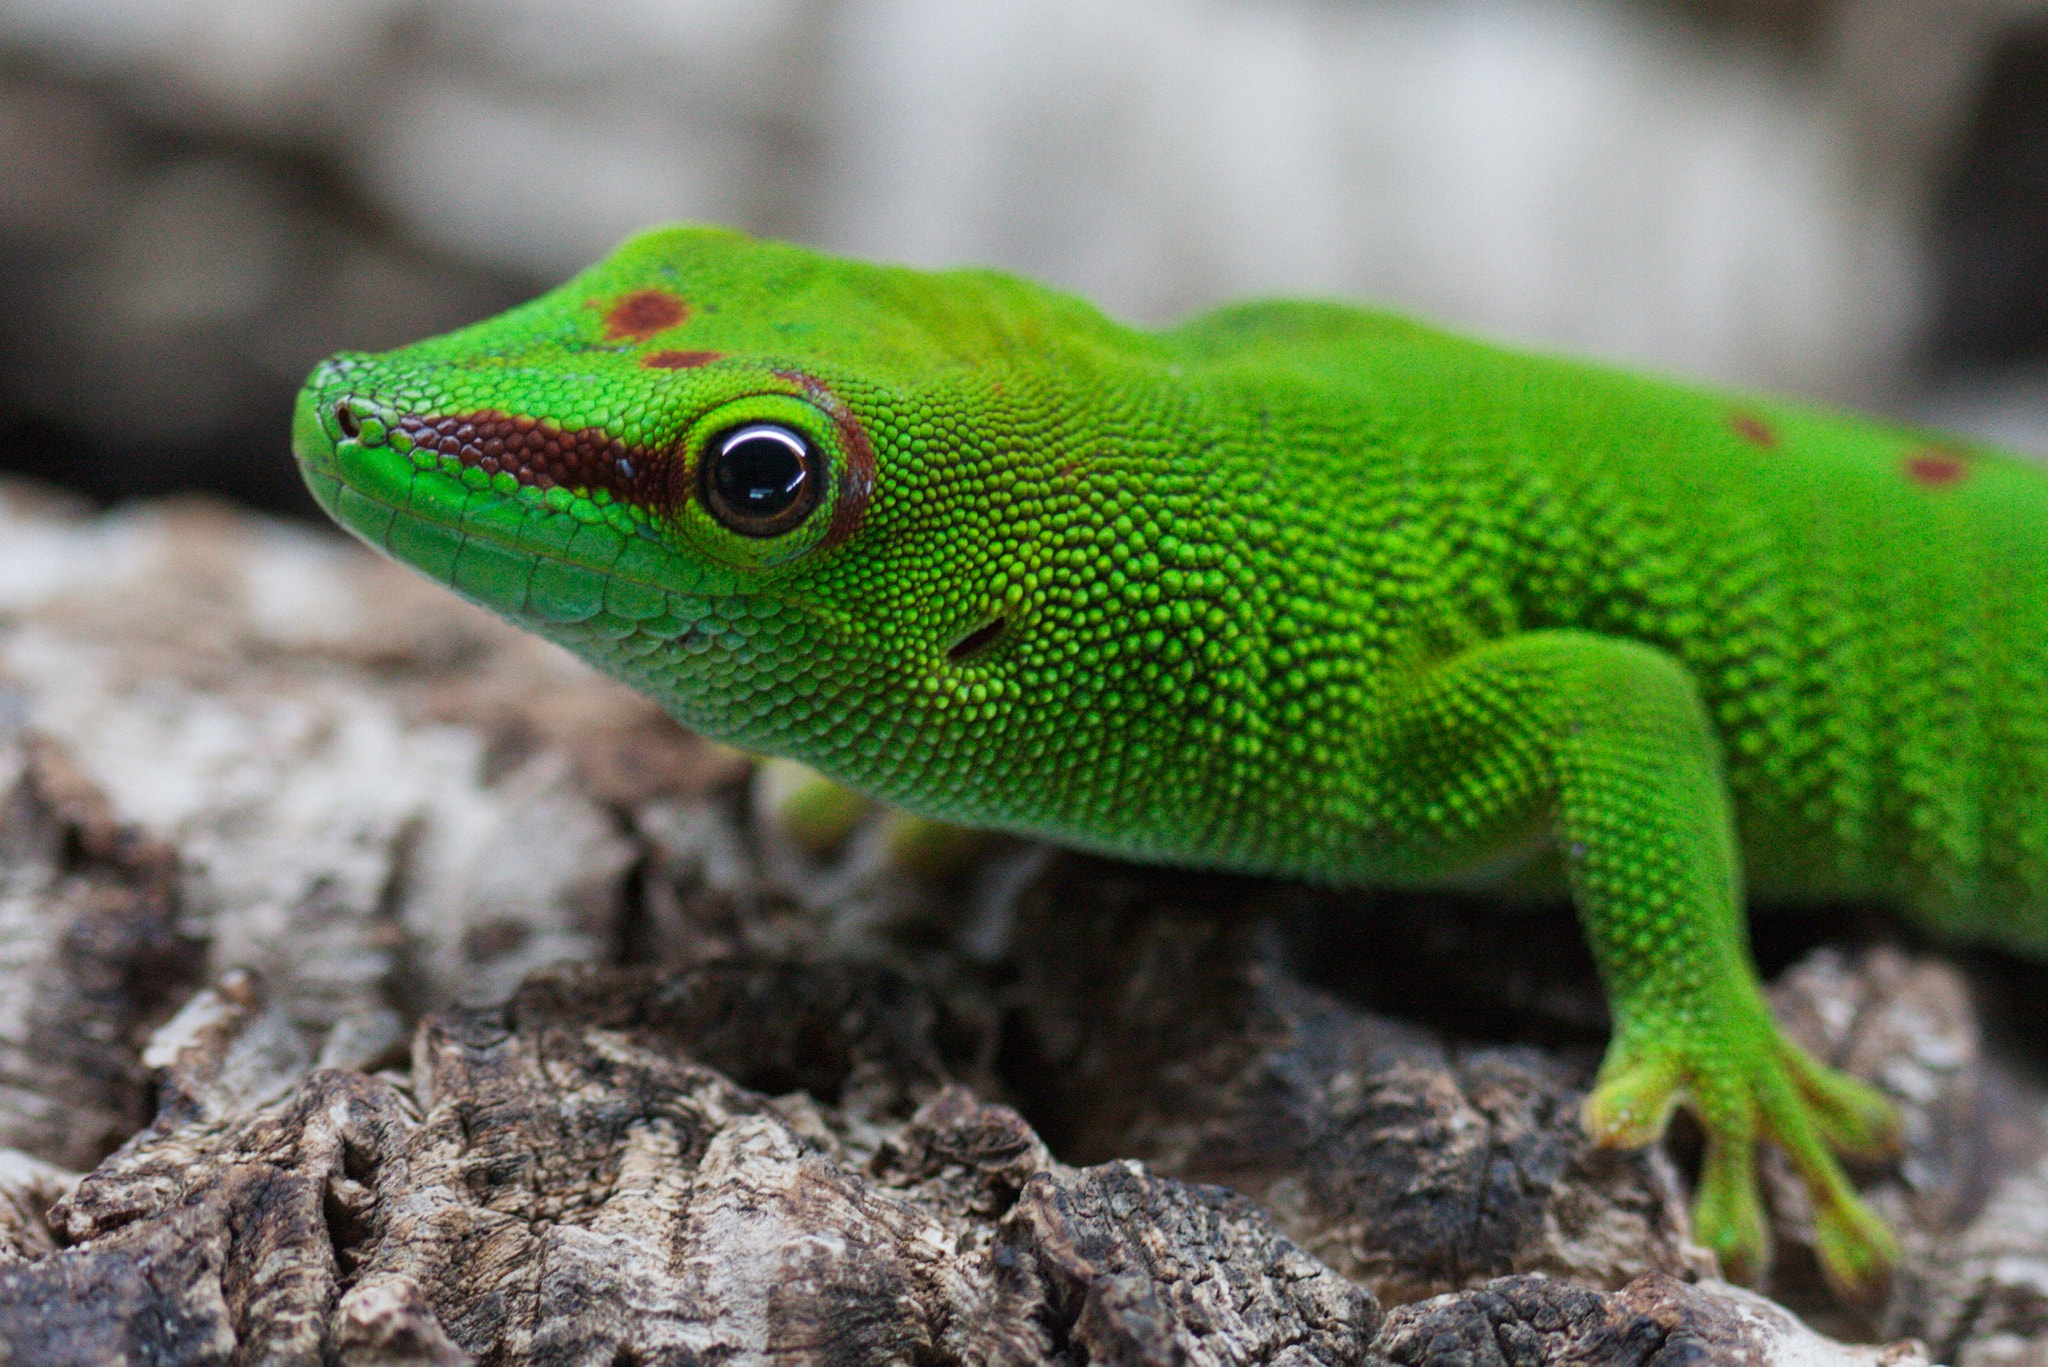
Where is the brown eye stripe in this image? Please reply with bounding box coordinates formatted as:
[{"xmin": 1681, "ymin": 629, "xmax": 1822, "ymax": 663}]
[
  {"xmin": 398, "ymin": 411, "xmax": 672, "ymax": 510},
  {"xmin": 771, "ymin": 369, "xmax": 876, "ymax": 551},
  {"xmin": 399, "ymin": 376, "xmax": 874, "ymax": 542}
]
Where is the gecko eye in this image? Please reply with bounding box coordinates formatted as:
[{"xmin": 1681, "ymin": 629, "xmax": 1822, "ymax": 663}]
[{"xmin": 700, "ymin": 422, "xmax": 821, "ymax": 536}]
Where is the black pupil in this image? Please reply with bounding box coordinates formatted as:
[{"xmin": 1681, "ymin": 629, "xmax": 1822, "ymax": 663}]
[{"xmin": 714, "ymin": 426, "xmax": 808, "ymax": 518}]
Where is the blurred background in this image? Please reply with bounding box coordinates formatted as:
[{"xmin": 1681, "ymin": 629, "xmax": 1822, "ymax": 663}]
[{"xmin": 0, "ymin": 0, "xmax": 2045, "ymax": 516}]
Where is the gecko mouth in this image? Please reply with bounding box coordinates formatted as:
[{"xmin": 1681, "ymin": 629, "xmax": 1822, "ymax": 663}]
[
  {"xmin": 293, "ymin": 381, "xmax": 692, "ymax": 616},
  {"xmin": 296, "ymin": 384, "xmax": 863, "ymax": 663}
]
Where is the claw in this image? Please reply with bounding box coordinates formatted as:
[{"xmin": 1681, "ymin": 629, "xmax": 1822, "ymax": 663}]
[
  {"xmin": 1783, "ymin": 1043, "xmax": 1905, "ymax": 1162},
  {"xmin": 1809, "ymin": 1185, "xmax": 1899, "ymax": 1303},
  {"xmin": 1582, "ymin": 1048, "xmax": 1685, "ymax": 1149},
  {"xmin": 1694, "ymin": 1130, "xmax": 1770, "ymax": 1285},
  {"xmin": 1761, "ymin": 1047, "xmax": 1900, "ymax": 1300},
  {"xmin": 1580, "ymin": 1025, "xmax": 1902, "ymax": 1295}
]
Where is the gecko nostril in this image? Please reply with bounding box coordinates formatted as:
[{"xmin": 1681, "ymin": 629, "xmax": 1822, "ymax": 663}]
[{"xmin": 334, "ymin": 401, "xmax": 361, "ymax": 439}]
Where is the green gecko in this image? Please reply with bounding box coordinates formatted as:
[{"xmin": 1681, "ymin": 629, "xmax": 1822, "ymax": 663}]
[{"xmin": 293, "ymin": 224, "xmax": 2046, "ymax": 1298}]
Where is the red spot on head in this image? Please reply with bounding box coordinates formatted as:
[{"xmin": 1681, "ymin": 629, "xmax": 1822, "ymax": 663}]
[
  {"xmin": 1729, "ymin": 410, "xmax": 1778, "ymax": 449},
  {"xmin": 643, "ymin": 349, "xmax": 722, "ymax": 370},
  {"xmin": 1904, "ymin": 446, "xmax": 1969, "ymax": 488},
  {"xmin": 600, "ymin": 290, "xmax": 688, "ymax": 342}
]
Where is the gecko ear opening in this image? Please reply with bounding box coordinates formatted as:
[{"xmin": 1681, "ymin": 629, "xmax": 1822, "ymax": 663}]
[{"xmin": 946, "ymin": 615, "xmax": 1010, "ymax": 663}]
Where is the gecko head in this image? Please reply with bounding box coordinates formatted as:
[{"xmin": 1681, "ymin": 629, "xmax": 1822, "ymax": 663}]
[{"xmin": 293, "ymin": 224, "xmax": 1145, "ymax": 798}]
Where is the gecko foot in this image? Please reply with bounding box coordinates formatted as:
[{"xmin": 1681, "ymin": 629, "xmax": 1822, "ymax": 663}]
[{"xmin": 1582, "ymin": 1007, "xmax": 1901, "ymax": 1300}]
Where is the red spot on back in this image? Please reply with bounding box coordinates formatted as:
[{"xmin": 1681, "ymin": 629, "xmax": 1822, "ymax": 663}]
[
  {"xmin": 643, "ymin": 349, "xmax": 721, "ymax": 370},
  {"xmin": 1729, "ymin": 410, "xmax": 1778, "ymax": 448},
  {"xmin": 599, "ymin": 290, "xmax": 688, "ymax": 341},
  {"xmin": 1904, "ymin": 446, "xmax": 1969, "ymax": 488}
]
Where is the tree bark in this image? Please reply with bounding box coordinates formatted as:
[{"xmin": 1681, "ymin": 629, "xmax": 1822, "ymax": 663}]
[{"xmin": 0, "ymin": 480, "xmax": 2015, "ymax": 1363}]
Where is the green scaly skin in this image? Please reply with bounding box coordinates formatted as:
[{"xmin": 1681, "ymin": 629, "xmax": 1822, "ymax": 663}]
[{"xmin": 296, "ymin": 224, "xmax": 2048, "ymax": 1296}]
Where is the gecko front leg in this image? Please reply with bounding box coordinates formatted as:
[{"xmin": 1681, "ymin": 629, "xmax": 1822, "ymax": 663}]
[{"xmin": 1357, "ymin": 629, "xmax": 1901, "ymax": 1295}]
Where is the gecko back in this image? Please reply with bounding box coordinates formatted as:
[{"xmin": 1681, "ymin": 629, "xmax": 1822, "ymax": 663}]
[{"xmin": 294, "ymin": 224, "xmax": 2047, "ymax": 1290}]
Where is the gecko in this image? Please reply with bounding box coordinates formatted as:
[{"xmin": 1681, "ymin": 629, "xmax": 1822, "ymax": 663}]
[{"xmin": 293, "ymin": 223, "xmax": 2047, "ymax": 1298}]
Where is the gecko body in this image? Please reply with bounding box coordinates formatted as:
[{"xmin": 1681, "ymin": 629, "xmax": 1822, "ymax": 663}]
[{"xmin": 295, "ymin": 225, "xmax": 2048, "ymax": 1294}]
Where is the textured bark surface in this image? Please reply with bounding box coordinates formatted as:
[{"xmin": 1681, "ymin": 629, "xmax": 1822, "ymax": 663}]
[
  {"xmin": 0, "ymin": 479, "xmax": 2019, "ymax": 1363},
  {"xmin": 10, "ymin": 963, "xmax": 1382, "ymax": 1366}
]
